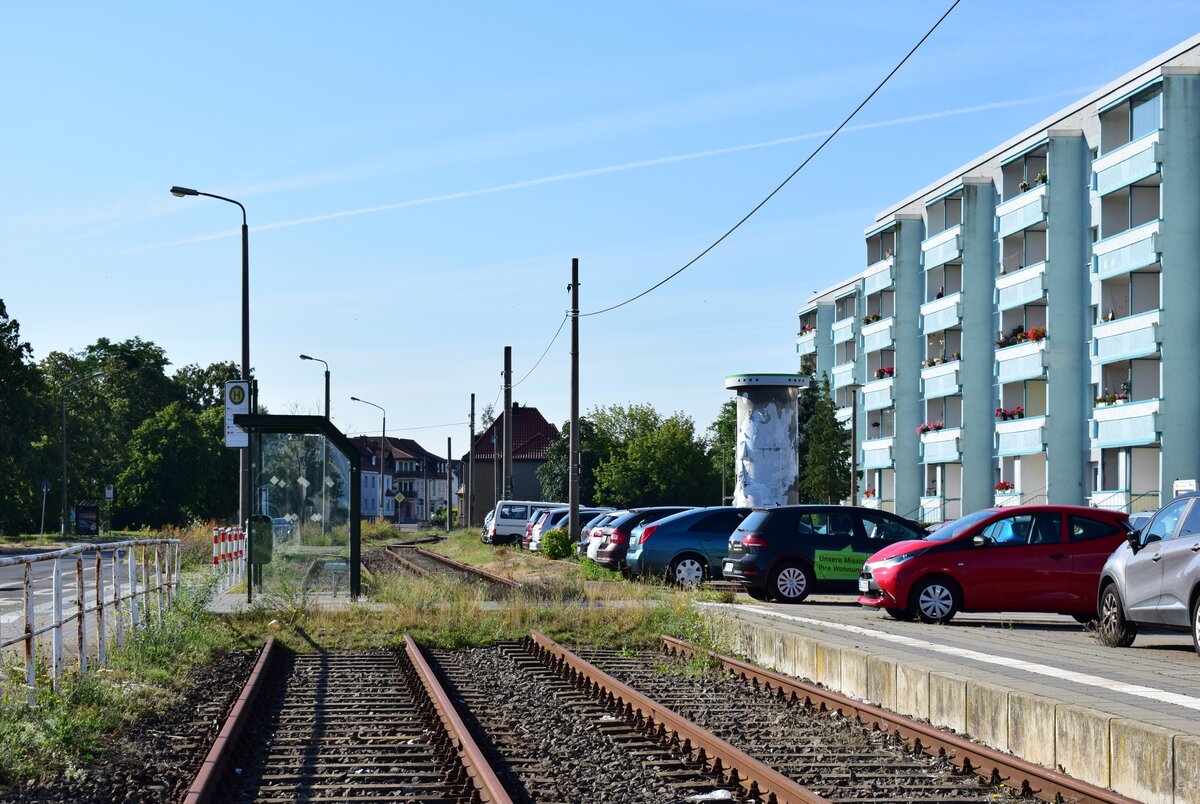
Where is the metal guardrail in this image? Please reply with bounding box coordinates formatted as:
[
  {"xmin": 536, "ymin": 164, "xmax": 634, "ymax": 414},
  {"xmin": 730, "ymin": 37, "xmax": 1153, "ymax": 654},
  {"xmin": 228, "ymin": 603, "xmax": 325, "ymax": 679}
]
[{"xmin": 0, "ymin": 539, "xmax": 181, "ymax": 701}]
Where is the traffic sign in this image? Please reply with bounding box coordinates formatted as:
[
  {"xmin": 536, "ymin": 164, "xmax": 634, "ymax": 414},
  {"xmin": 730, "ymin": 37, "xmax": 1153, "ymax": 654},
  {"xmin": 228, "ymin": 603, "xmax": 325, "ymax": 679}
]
[{"xmin": 225, "ymin": 381, "xmax": 250, "ymax": 448}]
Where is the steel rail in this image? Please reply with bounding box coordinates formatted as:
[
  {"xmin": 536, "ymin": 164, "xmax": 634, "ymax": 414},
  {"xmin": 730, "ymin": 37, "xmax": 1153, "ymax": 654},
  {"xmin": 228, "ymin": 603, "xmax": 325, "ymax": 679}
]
[
  {"xmin": 660, "ymin": 635, "xmax": 1140, "ymax": 804},
  {"xmin": 183, "ymin": 636, "xmax": 278, "ymax": 804},
  {"xmin": 527, "ymin": 630, "xmax": 829, "ymax": 804},
  {"xmin": 404, "ymin": 636, "xmax": 514, "ymax": 804},
  {"xmin": 385, "ymin": 545, "xmax": 522, "ymax": 588}
]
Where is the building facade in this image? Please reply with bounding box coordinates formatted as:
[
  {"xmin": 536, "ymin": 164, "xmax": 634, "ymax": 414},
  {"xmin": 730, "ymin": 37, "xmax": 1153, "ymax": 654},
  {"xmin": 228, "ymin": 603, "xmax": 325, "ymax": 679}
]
[
  {"xmin": 799, "ymin": 37, "xmax": 1200, "ymax": 523},
  {"xmin": 352, "ymin": 436, "xmax": 461, "ymax": 524}
]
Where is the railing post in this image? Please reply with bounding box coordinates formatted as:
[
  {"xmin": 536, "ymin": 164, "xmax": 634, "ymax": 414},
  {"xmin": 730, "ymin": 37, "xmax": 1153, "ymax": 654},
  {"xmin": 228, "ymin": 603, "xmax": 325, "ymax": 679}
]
[
  {"xmin": 24, "ymin": 562, "xmax": 35, "ymax": 705},
  {"xmin": 154, "ymin": 545, "xmax": 163, "ymax": 620},
  {"xmin": 76, "ymin": 554, "xmax": 87, "ymax": 675},
  {"xmin": 52, "ymin": 558, "xmax": 63, "ymax": 690},
  {"xmin": 94, "ymin": 550, "xmax": 106, "ymax": 668},
  {"xmin": 128, "ymin": 545, "xmax": 139, "ymax": 636},
  {"xmin": 112, "ymin": 547, "xmax": 124, "ymax": 649},
  {"xmin": 141, "ymin": 546, "xmax": 150, "ymax": 624}
]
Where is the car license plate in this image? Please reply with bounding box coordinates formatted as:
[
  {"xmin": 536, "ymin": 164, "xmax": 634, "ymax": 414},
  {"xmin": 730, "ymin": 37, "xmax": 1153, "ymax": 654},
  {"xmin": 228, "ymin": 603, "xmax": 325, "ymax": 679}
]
[
  {"xmin": 723, "ymin": 562, "xmax": 734, "ymax": 574},
  {"xmin": 858, "ymin": 578, "xmax": 870, "ymax": 593}
]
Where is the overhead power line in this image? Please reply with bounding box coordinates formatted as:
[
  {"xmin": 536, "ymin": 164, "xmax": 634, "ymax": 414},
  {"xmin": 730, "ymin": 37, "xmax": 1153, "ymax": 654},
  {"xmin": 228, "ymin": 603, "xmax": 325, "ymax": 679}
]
[
  {"xmin": 579, "ymin": 0, "xmax": 961, "ymax": 318},
  {"xmin": 511, "ymin": 313, "xmax": 568, "ymax": 389}
]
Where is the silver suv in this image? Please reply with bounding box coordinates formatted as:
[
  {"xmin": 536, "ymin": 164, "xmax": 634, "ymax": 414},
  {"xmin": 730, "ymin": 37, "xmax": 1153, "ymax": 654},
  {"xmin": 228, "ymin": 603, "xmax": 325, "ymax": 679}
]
[{"xmin": 1097, "ymin": 493, "xmax": 1200, "ymax": 656}]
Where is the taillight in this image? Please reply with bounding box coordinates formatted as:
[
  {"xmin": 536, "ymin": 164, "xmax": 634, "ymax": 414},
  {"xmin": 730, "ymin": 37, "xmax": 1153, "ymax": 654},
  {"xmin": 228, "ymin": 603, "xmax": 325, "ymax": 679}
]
[
  {"xmin": 637, "ymin": 525, "xmax": 659, "ymax": 545},
  {"xmin": 609, "ymin": 529, "xmax": 628, "ymax": 545},
  {"xmin": 741, "ymin": 532, "xmax": 768, "ymax": 547}
]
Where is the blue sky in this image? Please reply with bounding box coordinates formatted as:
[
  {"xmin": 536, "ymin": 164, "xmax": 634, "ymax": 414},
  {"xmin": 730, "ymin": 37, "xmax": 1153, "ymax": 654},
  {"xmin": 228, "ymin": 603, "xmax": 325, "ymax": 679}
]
[{"xmin": 4, "ymin": 2, "xmax": 1200, "ymax": 454}]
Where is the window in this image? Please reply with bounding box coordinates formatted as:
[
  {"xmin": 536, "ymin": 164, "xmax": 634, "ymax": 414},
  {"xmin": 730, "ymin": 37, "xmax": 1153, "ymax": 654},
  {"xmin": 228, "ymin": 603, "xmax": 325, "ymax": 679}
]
[
  {"xmin": 499, "ymin": 504, "xmax": 528, "ymax": 519},
  {"xmin": 979, "ymin": 513, "xmax": 1060, "ymax": 545},
  {"xmin": 797, "ymin": 511, "xmax": 855, "ymax": 538},
  {"xmin": 1170, "ymin": 501, "xmax": 1200, "ymax": 541},
  {"xmin": 1143, "ymin": 499, "xmax": 1187, "ymax": 544},
  {"xmin": 1130, "ymin": 92, "xmax": 1162, "ymax": 141},
  {"xmin": 859, "ymin": 512, "xmax": 924, "ymax": 541},
  {"xmin": 1070, "ymin": 516, "xmax": 1119, "ymax": 542},
  {"xmin": 692, "ymin": 510, "xmax": 748, "ymax": 534}
]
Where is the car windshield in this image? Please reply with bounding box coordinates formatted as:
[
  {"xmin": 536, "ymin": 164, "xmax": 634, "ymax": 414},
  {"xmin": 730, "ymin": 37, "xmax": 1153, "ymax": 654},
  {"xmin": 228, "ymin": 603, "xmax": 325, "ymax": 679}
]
[
  {"xmin": 736, "ymin": 510, "xmax": 772, "ymax": 533},
  {"xmin": 923, "ymin": 509, "xmax": 995, "ymax": 542}
]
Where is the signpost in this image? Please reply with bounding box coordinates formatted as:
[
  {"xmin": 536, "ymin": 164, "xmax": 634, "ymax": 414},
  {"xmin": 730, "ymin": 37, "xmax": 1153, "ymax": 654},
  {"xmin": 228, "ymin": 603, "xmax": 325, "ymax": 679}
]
[
  {"xmin": 40, "ymin": 480, "xmax": 50, "ymax": 535},
  {"xmin": 224, "ymin": 381, "xmax": 250, "ymax": 448}
]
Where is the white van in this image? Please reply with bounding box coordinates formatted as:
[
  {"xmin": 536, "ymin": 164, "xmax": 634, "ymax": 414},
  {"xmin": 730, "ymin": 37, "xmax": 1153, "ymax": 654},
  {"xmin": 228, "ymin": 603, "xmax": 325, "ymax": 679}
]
[{"xmin": 483, "ymin": 500, "xmax": 566, "ymax": 545}]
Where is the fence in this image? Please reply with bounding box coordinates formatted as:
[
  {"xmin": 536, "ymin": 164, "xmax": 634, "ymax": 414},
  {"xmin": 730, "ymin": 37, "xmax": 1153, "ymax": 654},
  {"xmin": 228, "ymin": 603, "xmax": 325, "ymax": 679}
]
[
  {"xmin": 211, "ymin": 526, "xmax": 245, "ymax": 592},
  {"xmin": 0, "ymin": 539, "xmax": 181, "ymax": 702}
]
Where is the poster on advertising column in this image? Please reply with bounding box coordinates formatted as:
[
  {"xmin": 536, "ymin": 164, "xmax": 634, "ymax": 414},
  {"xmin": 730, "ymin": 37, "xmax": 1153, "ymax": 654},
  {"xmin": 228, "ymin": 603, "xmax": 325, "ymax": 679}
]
[{"xmin": 225, "ymin": 380, "xmax": 250, "ymax": 448}]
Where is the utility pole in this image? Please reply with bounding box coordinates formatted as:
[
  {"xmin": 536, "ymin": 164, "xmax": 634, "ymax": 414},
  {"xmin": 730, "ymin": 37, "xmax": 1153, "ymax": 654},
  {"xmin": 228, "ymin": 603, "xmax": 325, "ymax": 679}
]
[
  {"xmin": 468, "ymin": 394, "xmax": 476, "ymax": 527},
  {"xmin": 568, "ymin": 258, "xmax": 580, "ymax": 546},
  {"xmin": 446, "ymin": 437, "xmax": 453, "ymax": 533},
  {"xmin": 503, "ymin": 346, "xmax": 513, "ymax": 500}
]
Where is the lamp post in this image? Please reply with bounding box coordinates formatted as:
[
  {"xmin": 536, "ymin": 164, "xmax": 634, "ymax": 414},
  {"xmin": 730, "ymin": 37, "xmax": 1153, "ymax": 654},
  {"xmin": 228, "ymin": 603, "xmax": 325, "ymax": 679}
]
[
  {"xmin": 300, "ymin": 355, "xmax": 330, "ymax": 532},
  {"xmin": 170, "ymin": 186, "xmax": 251, "ymax": 529},
  {"xmin": 351, "ymin": 396, "xmax": 386, "ymax": 522},
  {"xmin": 845, "ymin": 382, "xmax": 863, "ymax": 505},
  {"xmin": 60, "ymin": 371, "xmax": 102, "ymax": 535}
]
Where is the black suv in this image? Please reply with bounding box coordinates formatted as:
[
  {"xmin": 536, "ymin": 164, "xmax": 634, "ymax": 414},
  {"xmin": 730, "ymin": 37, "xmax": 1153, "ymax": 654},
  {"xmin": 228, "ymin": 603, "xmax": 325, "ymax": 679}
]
[{"xmin": 723, "ymin": 505, "xmax": 926, "ymax": 603}]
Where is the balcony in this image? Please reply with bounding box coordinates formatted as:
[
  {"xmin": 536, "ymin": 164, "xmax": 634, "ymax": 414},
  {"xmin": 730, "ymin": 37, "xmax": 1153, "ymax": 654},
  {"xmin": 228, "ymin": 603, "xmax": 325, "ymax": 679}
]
[
  {"xmin": 996, "ymin": 415, "xmax": 1046, "ymax": 456},
  {"xmin": 1094, "ymin": 131, "xmax": 1160, "ymax": 196},
  {"xmin": 996, "ymin": 184, "xmax": 1047, "ymax": 238},
  {"xmin": 1093, "ymin": 220, "xmax": 1161, "ymax": 280},
  {"xmin": 921, "ymin": 360, "xmax": 960, "ymax": 399},
  {"xmin": 796, "ymin": 330, "xmax": 817, "ymax": 356},
  {"xmin": 861, "ymin": 317, "xmax": 894, "ymax": 354},
  {"xmin": 863, "ymin": 437, "xmax": 893, "ymax": 469},
  {"xmin": 919, "ymin": 495, "xmax": 961, "ymax": 523},
  {"xmin": 922, "ymin": 224, "xmax": 962, "ymax": 270},
  {"xmin": 994, "ymin": 491, "xmax": 1023, "ymax": 508},
  {"xmin": 832, "ymin": 317, "xmax": 856, "ymax": 345},
  {"xmin": 1093, "ymin": 310, "xmax": 1160, "ymax": 364},
  {"xmin": 831, "ymin": 362, "xmax": 857, "ymax": 390},
  {"xmin": 921, "ymin": 427, "xmax": 961, "ymax": 463},
  {"xmin": 1093, "ymin": 398, "xmax": 1160, "ymax": 447},
  {"xmin": 836, "ymin": 405, "xmax": 853, "ymax": 425},
  {"xmin": 859, "ymin": 497, "xmax": 882, "ymax": 510},
  {"xmin": 920, "ymin": 292, "xmax": 962, "ymax": 335},
  {"xmin": 862, "ymin": 377, "xmax": 893, "ymax": 411},
  {"xmin": 996, "ymin": 262, "xmax": 1046, "ymax": 311},
  {"xmin": 863, "ymin": 256, "xmax": 894, "ymax": 295},
  {"xmin": 996, "ymin": 339, "xmax": 1047, "ymax": 384}
]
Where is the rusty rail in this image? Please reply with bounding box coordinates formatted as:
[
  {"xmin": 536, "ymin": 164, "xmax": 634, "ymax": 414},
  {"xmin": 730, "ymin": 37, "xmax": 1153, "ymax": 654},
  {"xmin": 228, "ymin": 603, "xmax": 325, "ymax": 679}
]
[
  {"xmin": 385, "ymin": 545, "xmax": 521, "ymax": 589},
  {"xmin": 527, "ymin": 630, "xmax": 828, "ymax": 804},
  {"xmin": 182, "ymin": 636, "xmax": 277, "ymax": 804},
  {"xmin": 404, "ymin": 636, "xmax": 513, "ymax": 804},
  {"xmin": 660, "ymin": 635, "xmax": 1140, "ymax": 804}
]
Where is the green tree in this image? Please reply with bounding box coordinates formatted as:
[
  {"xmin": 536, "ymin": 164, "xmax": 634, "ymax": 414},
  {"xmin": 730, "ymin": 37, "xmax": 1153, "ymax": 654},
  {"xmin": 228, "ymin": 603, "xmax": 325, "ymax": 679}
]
[
  {"xmin": 535, "ymin": 417, "xmax": 607, "ymax": 504},
  {"xmin": 115, "ymin": 402, "xmax": 205, "ymax": 527},
  {"xmin": 594, "ymin": 412, "xmax": 717, "ymax": 508},
  {"xmin": 794, "ymin": 379, "xmax": 820, "ymax": 502},
  {"xmin": 175, "ymin": 360, "xmax": 240, "ymax": 410},
  {"xmin": 0, "ymin": 301, "xmax": 52, "ymax": 534},
  {"xmin": 705, "ymin": 399, "xmax": 737, "ymax": 502},
  {"xmin": 799, "ymin": 375, "xmax": 850, "ymax": 504}
]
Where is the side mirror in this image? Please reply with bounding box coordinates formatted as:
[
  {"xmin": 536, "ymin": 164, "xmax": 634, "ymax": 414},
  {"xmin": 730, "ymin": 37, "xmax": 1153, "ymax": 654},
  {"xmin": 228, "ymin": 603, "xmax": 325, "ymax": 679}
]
[
  {"xmin": 1126, "ymin": 530, "xmax": 1141, "ymax": 552},
  {"xmin": 972, "ymin": 534, "xmax": 987, "ymax": 548}
]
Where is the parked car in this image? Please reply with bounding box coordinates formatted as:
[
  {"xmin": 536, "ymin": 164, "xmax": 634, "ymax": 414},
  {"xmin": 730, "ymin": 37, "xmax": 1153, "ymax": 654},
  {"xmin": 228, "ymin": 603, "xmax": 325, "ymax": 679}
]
[
  {"xmin": 625, "ymin": 506, "xmax": 751, "ymax": 587},
  {"xmin": 530, "ymin": 507, "xmax": 611, "ymax": 552},
  {"xmin": 858, "ymin": 505, "xmax": 1132, "ymax": 623},
  {"xmin": 272, "ymin": 517, "xmax": 295, "ymax": 540},
  {"xmin": 482, "ymin": 500, "xmax": 566, "ymax": 545},
  {"xmin": 593, "ymin": 507, "xmax": 696, "ymax": 569},
  {"xmin": 524, "ymin": 508, "xmax": 559, "ymax": 550},
  {"xmin": 582, "ymin": 511, "xmax": 623, "ymax": 558},
  {"xmin": 1127, "ymin": 511, "xmax": 1154, "ymax": 532},
  {"xmin": 725, "ymin": 506, "xmax": 927, "ymax": 603},
  {"xmin": 1097, "ymin": 493, "xmax": 1200, "ymax": 655}
]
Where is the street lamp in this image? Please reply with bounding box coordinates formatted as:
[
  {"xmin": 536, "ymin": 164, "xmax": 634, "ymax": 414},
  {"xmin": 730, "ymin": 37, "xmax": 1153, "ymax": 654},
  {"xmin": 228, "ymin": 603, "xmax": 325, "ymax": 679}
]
[
  {"xmin": 350, "ymin": 396, "xmax": 386, "ymax": 522},
  {"xmin": 170, "ymin": 185, "xmax": 251, "ymax": 528},
  {"xmin": 845, "ymin": 382, "xmax": 863, "ymax": 505},
  {"xmin": 61, "ymin": 371, "xmax": 102, "ymax": 535},
  {"xmin": 300, "ymin": 354, "xmax": 331, "ymax": 532},
  {"xmin": 299, "ymin": 354, "xmax": 330, "ymax": 419}
]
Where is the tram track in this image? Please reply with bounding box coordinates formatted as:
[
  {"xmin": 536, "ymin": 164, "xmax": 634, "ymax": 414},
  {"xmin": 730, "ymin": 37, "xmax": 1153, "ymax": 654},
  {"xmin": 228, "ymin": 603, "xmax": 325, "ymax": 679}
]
[{"xmin": 378, "ymin": 545, "xmax": 523, "ymax": 592}]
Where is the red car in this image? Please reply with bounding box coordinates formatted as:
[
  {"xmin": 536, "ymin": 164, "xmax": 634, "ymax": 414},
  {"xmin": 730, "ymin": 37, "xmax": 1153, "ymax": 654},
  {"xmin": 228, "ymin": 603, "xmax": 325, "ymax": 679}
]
[{"xmin": 858, "ymin": 505, "xmax": 1132, "ymax": 624}]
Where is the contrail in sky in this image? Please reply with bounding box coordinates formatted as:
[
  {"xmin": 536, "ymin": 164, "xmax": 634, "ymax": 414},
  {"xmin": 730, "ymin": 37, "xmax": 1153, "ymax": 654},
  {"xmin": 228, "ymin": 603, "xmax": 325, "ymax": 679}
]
[{"xmin": 132, "ymin": 87, "xmax": 1090, "ymax": 253}]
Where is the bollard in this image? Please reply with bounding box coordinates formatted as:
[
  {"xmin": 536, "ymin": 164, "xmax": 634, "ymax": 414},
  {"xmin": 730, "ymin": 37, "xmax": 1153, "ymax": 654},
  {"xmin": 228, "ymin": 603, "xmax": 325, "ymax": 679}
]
[{"xmin": 212, "ymin": 527, "xmax": 220, "ymax": 570}]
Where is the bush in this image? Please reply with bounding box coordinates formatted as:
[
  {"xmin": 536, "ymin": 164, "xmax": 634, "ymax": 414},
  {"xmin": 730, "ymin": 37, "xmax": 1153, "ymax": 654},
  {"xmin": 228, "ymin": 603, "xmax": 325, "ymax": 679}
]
[
  {"xmin": 541, "ymin": 528, "xmax": 572, "ymax": 560},
  {"xmin": 430, "ymin": 508, "xmax": 457, "ymax": 528}
]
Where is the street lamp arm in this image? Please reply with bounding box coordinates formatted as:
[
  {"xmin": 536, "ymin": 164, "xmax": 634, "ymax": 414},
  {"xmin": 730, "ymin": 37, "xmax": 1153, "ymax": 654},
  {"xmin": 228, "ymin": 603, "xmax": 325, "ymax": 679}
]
[
  {"xmin": 61, "ymin": 370, "xmax": 103, "ymax": 396},
  {"xmin": 299, "ymin": 354, "xmax": 329, "ymax": 370}
]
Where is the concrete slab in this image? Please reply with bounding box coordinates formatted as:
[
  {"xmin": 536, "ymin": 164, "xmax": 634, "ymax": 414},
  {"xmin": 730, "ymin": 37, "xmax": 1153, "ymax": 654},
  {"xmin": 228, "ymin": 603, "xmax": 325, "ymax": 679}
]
[
  {"xmin": 1174, "ymin": 734, "xmax": 1200, "ymax": 804},
  {"xmin": 1055, "ymin": 703, "xmax": 1110, "ymax": 789},
  {"xmin": 1007, "ymin": 691, "xmax": 1056, "ymax": 770},
  {"xmin": 965, "ymin": 679, "xmax": 1008, "ymax": 752},
  {"xmin": 865, "ymin": 655, "xmax": 897, "ymax": 711},
  {"xmin": 928, "ymin": 673, "xmax": 968, "ymax": 734},
  {"xmin": 1110, "ymin": 719, "xmax": 1174, "ymax": 804},
  {"xmin": 896, "ymin": 662, "xmax": 930, "ymax": 720}
]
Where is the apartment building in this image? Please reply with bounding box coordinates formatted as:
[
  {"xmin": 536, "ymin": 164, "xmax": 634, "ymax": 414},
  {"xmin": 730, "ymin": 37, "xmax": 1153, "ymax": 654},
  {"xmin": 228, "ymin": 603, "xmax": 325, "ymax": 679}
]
[{"xmin": 798, "ymin": 35, "xmax": 1200, "ymax": 523}]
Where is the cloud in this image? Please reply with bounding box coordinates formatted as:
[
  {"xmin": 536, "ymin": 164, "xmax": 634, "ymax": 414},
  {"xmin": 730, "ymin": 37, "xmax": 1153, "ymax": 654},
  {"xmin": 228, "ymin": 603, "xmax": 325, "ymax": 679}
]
[{"xmin": 132, "ymin": 86, "xmax": 1092, "ymax": 253}]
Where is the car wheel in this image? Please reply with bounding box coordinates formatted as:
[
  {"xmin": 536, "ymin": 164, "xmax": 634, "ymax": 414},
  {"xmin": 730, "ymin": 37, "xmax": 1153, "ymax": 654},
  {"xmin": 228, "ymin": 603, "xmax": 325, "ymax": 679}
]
[
  {"xmin": 884, "ymin": 607, "xmax": 911, "ymax": 621},
  {"xmin": 744, "ymin": 587, "xmax": 769, "ymax": 601},
  {"xmin": 770, "ymin": 563, "xmax": 811, "ymax": 604},
  {"xmin": 1071, "ymin": 612, "xmax": 1097, "ymax": 626},
  {"xmin": 913, "ymin": 579, "xmax": 959, "ymax": 624},
  {"xmin": 670, "ymin": 556, "xmax": 707, "ymax": 589},
  {"xmin": 1097, "ymin": 585, "xmax": 1137, "ymax": 648},
  {"xmin": 1191, "ymin": 597, "xmax": 1200, "ymax": 657}
]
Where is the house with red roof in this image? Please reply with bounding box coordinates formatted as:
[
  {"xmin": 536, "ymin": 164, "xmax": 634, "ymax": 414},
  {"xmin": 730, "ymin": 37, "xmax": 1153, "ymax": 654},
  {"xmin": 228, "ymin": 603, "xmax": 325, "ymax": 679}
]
[{"xmin": 460, "ymin": 403, "xmax": 559, "ymax": 525}]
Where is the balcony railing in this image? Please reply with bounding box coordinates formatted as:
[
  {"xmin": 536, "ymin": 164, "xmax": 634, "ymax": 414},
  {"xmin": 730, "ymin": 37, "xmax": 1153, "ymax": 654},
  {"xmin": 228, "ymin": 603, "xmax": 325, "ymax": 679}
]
[
  {"xmin": 1093, "ymin": 398, "xmax": 1160, "ymax": 448},
  {"xmin": 996, "ymin": 415, "xmax": 1046, "ymax": 456},
  {"xmin": 919, "ymin": 495, "xmax": 961, "ymax": 523},
  {"xmin": 796, "ymin": 330, "xmax": 818, "ymax": 356},
  {"xmin": 862, "ymin": 377, "xmax": 894, "ymax": 411},
  {"xmin": 921, "ymin": 427, "xmax": 962, "ymax": 463},
  {"xmin": 922, "ymin": 224, "xmax": 962, "ymax": 270},
  {"xmin": 863, "ymin": 256, "xmax": 895, "ymax": 295},
  {"xmin": 1093, "ymin": 219, "xmax": 1161, "ymax": 280},
  {"xmin": 1094, "ymin": 131, "xmax": 1160, "ymax": 196},
  {"xmin": 1093, "ymin": 309, "xmax": 1160, "ymax": 364},
  {"xmin": 997, "ymin": 184, "xmax": 1047, "ymax": 238},
  {"xmin": 995, "ymin": 339, "xmax": 1047, "ymax": 384},
  {"xmin": 921, "ymin": 360, "xmax": 960, "ymax": 399},
  {"xmin": 832, "ymin": 317, "xmax": 856, "ymax": 345},
  {"xmin": 1089, "ymin": 490, "xmax": 1161, "ymax": 513},
  {"xmin": 863, "ymin": 437, "xmax": 893, "ymax": 469},
  {"xmin": 831, "ymin": 362, "xmax": 857, "ymax": 390},
  {"xmin": 996, "ymin": 262, "xmax": 1046, "ymax": 311},
  {"xmin": 861, "ymin": 317, "xmax": 895, "ymax": 354},
  {"xmin": 994, "ymin": 491, "xmax": 1022, "ymax": 508},
  {"xmin": 920, "ymin": 292, "xmax": 962, "ymax": 334}
]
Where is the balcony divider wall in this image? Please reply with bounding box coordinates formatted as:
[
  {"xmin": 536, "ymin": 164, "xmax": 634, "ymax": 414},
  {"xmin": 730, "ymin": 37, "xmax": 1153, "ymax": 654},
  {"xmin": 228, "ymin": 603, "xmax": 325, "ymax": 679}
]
[
  {"xmin": 960, "ymin": 178, "xmax": 998, "ymax": 515},
  {"xmin": 892, "ymin": 214, "xmax": 925, "ymax": 519}
]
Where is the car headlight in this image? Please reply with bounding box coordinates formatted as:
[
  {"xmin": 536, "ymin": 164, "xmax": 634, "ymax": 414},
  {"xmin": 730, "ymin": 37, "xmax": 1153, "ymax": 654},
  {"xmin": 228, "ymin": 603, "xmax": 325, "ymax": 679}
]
[{"xmin": 870, "ymin": 550, "xmax": 926, "ymax": 569}]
